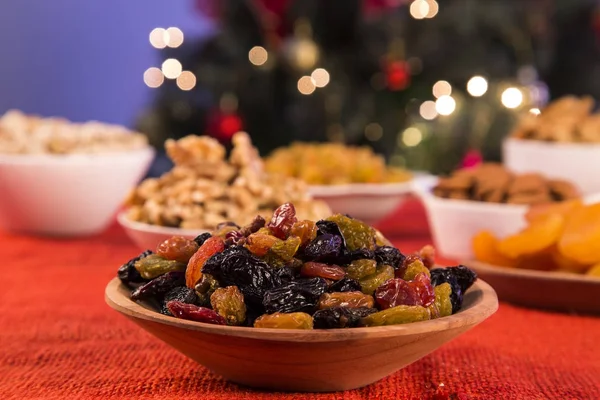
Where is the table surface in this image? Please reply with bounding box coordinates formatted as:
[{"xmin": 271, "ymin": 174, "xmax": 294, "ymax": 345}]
[{"xmin": 1, "ymin": 200, "xmax": 599, "ymax": 400}]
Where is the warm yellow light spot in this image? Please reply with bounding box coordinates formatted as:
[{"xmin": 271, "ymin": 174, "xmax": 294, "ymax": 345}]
[
  {"xmin": 166, "ymin": 27, "xmax": 184, "ymax": 48},
  {"xmin": 176, "ymin": 71, "xmax": 196, "ymax": 91},
  {"xmin": 419, "ymin": 101, "xmax": 438, "ymax": 120},
  {"xmin": 410, "ymin": 0, "xmax": 430, "ymax": 19},
  {"xmin": 432, "ymin": 80, "xmax": 452, "ymax": 98},
  {"xmin": 311, "ymin": 68, "xmax": 330, "ymax": 88},
  {"xmin": 143, "ymin": 67, "xmax": 164, "ymax": 88},
  {"xmin": 365, "ymin": 123, "xmax": 383, "ymax": 141},
  {"xmin": 248, "ymin": 46, "xmax": 268, "ymax": 66},
  {"xmin": 149, "ymin": 28, "xmax": 168, "ymax": 49},
  {"xmin": 435, "ymin": 95, "xmax": 456, "ymax": 116},
  {"xmin": 501, "ymin": 87, "xmax": 523, "ymax": 109},
  {"xmin": 400, "ymin": 127, "xmax": 423, "ymax": 147},
  {"xmin": 297, "ymin": 76, "xmax": 316, "ymax": 95},
  {"xmin": 529, "ymin": 108, "xmax": 541, "ymax": 116},
  {"xmin": 467, "ymin": 76, "xmax": 488, "ymax": 97},
  {"xmin": 161, "ymin": 58, "xmax": 182, "ymax": 79},
  {"xmin": 425, "ymin": 0, "xmax": 439, "ymax": 18}
]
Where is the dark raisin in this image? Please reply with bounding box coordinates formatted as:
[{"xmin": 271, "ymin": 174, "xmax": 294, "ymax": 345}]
[
  {"xmin": 274, "ymin": 266, "xmax": 297, "ymax": 285},
  {"xmin": 216, "ymin": 221, "xmax": 240, "ymax": 230},
  {"xmin": 313, "ymin": 307, "xmax": 377, "ymax": 329},
  {"xmin": 194, "ymin": 273, "xmax": 220, "ymax": 307},
  {"xmin": 337, "ymin": 248, "xmax": 375, "ymax": 265},
  {"xmin": 430, "ymin": 266, "xmax": 477, "ymax": 313},
  {"xmin": 160, "ymin": 287, "xmax": 199, "ymax": 315},
  {"xmin": 241, "ymin": 215, "xmax": 266, "ymax": 236},
  {"xmin": 131, "ymin": 271, "xmax": 185, "ymax": 301},
  {"xmin": 316, "ymin": 220, "xmax": 346, "ymax": 246},
  {"xmin": 166, "ymin": 301, "xmax": 226, "ymax": 325},
  {"xmin": 117, "ymin": 250, "xmax": 153, "ymax": 287},
  {"xmin": 303, "ymin": 234, "xmax": 343, "ymax": 262},
  {"xmin": 327, "ymin": 277, "xmax": 362, "ymax": 293},
  {"xmin": 267, "ymin": 203, "xmax": 298, "ymax": 239},
  {"xmin": 262, "ymin": 278, "xmax": 328, "ymax": 314},
  {"xmin": 193, "ymin": 232, "xmax": 212, "ymax": 247},
  {"xmin": 374, "ymin": 246, "xmax": 406, "ymax": 270}
]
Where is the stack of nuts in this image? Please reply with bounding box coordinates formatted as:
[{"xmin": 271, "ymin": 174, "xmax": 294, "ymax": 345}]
[
  {"xmin": 125, "ymin": 132, "xmax": 331, "ymax": 230},
  {"xmin": 433, "ymin": 163, "xmax": 579, "ymax": 205},
  {"xmin": 511, "ymin": 95, "xmax": 600, "ymax": 142}
]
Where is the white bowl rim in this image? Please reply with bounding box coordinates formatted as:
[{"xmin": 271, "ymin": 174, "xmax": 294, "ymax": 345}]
[
  {"xmin": 105, "ymin": 277, "xmax": 498, "ymax": 342},
  {"xmin": 0, "ymin": 146, "xmax": 155, "ymax": 165},
  {"xmin": 504, "ymin": 137, "xmax": 600, "ymax": 149},
  {"xmin": 117, "ymin": 211, "xmax": 210, "ymax": 239},
  {"xmin": 308, "ymin": 172, "xmax": 435, "ymax": 197}
]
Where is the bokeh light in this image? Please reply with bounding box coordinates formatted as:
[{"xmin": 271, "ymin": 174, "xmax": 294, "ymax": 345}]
[
  {"xmin": 529, "ymin": 108, "xmax": 541, "ymax": 116},
  {"xmin": 143, "ymin": 67, "xmax": 164, "ymax": 88},
  {"xmin": 432, "ymin": 80, "xmax": 452, "ymax": 98},
  {"xmin": 161, "ymin": 59, "xmax": 182, "ymax": 79},
  {"xmin": 425, "ymin": 0, "xmax": 439, "ymax": 18},
  {"xmin": 297, "ymin": 76, "xmax": 316, "ymax": 95},
  {"xmin": 311, "ymin": 68, "xmax": 330, "ymax": 88},
  {"xmin": 410, "ymin": 0, "xmax": 430, "ymax": 19},
  {"xmin": 467, "ymin": 76, "xmax": 488, "ymax": 97},
  {"xmin": 149, "ymin": 28, "xmax": 168, "ymax": 49},
  {"xmin": 419, "ymin": 101, "xmax": 438, "ymax": 120},
  {"xmin": 176, "ymin": 71, "xmax": 196, "ymax": 91},
  {"xmin": 364, "ymin": 123, "xmax": 383, "ymax": 141},
  {"xmin": 435, "ymin": 95, "xmax": 456, "ymax": 116},
  {"xmin": 501, "ymin": 87, "xmax": 523, "ymax": 109},
  {"xmin": 400, "ymin": 127, "xmax": 423, "ymax": 147},
  {"xmin": 248, "ymin": 46, "xmax": 268, "ymax": 66},
  {"xmin": 166, "ymin": 27, "xmax": 184, "ymax": 48}
]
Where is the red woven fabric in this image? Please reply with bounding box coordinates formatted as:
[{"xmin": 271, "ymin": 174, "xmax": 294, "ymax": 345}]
[{"xmin": 1, "ymin": 200, "xmax": 599, "ymax": 400}]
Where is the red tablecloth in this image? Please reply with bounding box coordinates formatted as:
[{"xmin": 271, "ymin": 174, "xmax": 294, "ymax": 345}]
[{"xmin": 1, "ymin": 201, "xmax": 599, "ymax": 400}]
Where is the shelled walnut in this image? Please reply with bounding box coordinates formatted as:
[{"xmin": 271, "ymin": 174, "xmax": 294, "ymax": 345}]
[{"xmin": 125, "ymin": 132, "xmax": 331, "ymax": 229}]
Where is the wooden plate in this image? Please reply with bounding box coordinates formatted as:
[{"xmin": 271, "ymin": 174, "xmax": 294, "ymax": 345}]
[
  {"xmin": 466, "ymin": 261, "xmax": 600, "ymax": 314},
  {"xmin": 105, "ymin": 277, "xmax": 497, "ymax": 392}
]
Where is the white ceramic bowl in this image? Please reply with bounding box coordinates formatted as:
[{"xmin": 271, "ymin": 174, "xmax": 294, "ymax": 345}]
[
  {"xmin": 0, "ymin": 148, "xmax": 155, "ymax": 236},
  {"xmin": 503, "ymin": 138, "xmax": 600, "ymax": 195},
  {"xmin": 118, "ymin": 211, "xmax": 209, "ymax": 251}
]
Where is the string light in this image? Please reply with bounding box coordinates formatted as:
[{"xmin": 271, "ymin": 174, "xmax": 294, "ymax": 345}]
[
  {"xmin": 467, "ymin": 76, "xmax": 488, "ymax": 97},
  {"xmin": 248, "ymin": 46, "xmax": 268, "ymax": 66},
  {"xmin": 311, "ymin": 68, "xmax": 330, "ymax": 88},
  {"xmin": 364, "ymin": 123, "xmax": 383, "ymax": 141},
  {"xmin": 176, "ymin": 71, "xmax": 196, "ymax": 91},
  {"xmin": 400, "ymin": 127, "xmax": 423, "ymax": 147},
  {"xmin": 419, "ymin": 101, "xmax": 438, "ymax": 120},
  {"xmin": 435, "ymin": 95, "xmax": 456, "ymax": 116},
  {"xmin": 529, "ymin": 108, "xmax": 541, "ymax": 116},
  {"xmin": 409, "ymin": 0, "xmax": 430, "ymax": 19},
  {"xmin": 501, "ymin": 87, "xmax": 523, "ymax": 109},
  {"xmin": 166, "ymin": 27, "xmax": 184, "ymax": 48},
  {"xmin": 297, "ymin": 76, "xmax": 316, "ymax": 95},
  {"xmin": 432, "ymin": 80, "xmax": 452, "ymax": 98},
  {"xmin": 149, "ymin": 28, "xmax": 168, "ymax": 49},
  {"xmin": 143, "ymin": 67, "xmax": 164, "ymax": 88},
  {"xmin": 161, "ymin": 59, "xmax": 182, "ymax": 79}
]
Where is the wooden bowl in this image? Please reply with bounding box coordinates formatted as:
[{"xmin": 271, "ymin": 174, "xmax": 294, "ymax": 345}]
[
  {"xmin": 105, "ymin": 277, "xmax": 498, "ymax": 392},
  {"xmin": 466, "ymin": 260, "xmax": 600, "ymax": 314}
]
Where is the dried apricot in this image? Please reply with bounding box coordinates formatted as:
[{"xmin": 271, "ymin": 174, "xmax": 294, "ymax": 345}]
[
  {"xmin": 525, "ymin": 199, "xmax": 583, "ymax": 223},
  {"xmin": 186, "ymin": 236, "xmax": 225, "ymax": 288},
  {"xmin": 586, "ymin": 264, "xmax": 600, "ymax": 277},
  {"xmin": 472, "ymin": 231, "xmax": 516, "ymax": 267},
  {"xmin": 558, "ymin": 203, "xmax": 600, "ymax": 265},
  {"xmin": 551, "ymin": 246, "xmax": 590, "ymax": 273},
  {"xmin": 497, "ymin": 213, "xmax": 564, "ymax": 259}
]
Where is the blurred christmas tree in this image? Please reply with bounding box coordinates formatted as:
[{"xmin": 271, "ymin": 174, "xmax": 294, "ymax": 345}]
[{"xmin": 137, "ymin": 0, "xmax": 600, "ymax": 176}]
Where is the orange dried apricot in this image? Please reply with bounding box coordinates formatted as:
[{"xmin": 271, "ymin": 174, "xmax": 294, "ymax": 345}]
[
  {"xmin": 586, "ymin": 264, "xmax": 600, "ymax": 277},
  {"xmin": 550, "ymin": 246, "xmax": 590, "ymax": 273},
  {"xmin": 497, "ymin": 213, "xmax": 564, "ymax": 259},
  {"xmin": 558, "ymin": 203, "xmax": 600, "ymax": 265},
  {"xmin": 514, "ymin": 248, "xmax": 556, "ymax": 271},
  {"xmin": 525, "ymin": 199, "xmax": 582, "ymax": 223},
  {"xmin": 472, "ymin": 231, "xmax": 516, "ymax": 267}
]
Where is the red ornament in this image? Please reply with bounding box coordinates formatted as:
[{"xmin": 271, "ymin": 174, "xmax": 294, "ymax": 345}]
[
  {"xmin": 385, "ymin": 61, "xmax": 410, "ymax": 91},
  {"xmin": 460, "ymin": 149, "xmax": 483, "ymax": 169},
  {"xmin": 206, "ymin": 110, "xmax": 243, "ymax": 141}
]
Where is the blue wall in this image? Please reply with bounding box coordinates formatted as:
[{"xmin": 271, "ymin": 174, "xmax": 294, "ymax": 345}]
[{"xmin": 0, "ymin": 0, "xmax": 211, "ymax": 127}]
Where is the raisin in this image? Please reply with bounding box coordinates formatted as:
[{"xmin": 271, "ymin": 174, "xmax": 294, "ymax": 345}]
[
  {"xmin": 269, "ymin": 236, "xmax": 301, "ymax": 262},
  {"xmin": 402, "ymin": 258, "xmax": 431, "ymax": 281},
  {"xmin": 360, "ymin": 305, "xmax": 432, "ymax": 326},
  {"xmin": 290, "ymin": 220, "xmax": 318, "ymax": 247},
  {"xmin": 347, "ymin": 259, "xmax": 377, "ymax": 280},
  {"xmin": 374, "ymin": 273, "xmax": 435, "ymax": 310},
  {"xmin": 225, "ymin": 230, "xmax": 246, "ymax": 246},
  {"xmin": 193, "ymin": 232, "xmax": 212, "ymax": 247},
  {"xmin": 186, "ymin": 236, "xmax": 225, "ymax": 288},
  {"xmin": 213, "ymin": 223, "xmax": 239, "ymax": 239},
  {"xmin": 254, "ymin": 312, "xmax": 313, "ymax": 329},
  {"xmin": 203, "ymin": 246, "xmax": 276, "ymax": 308},
  {"xmin": 167, "ymin": 301, "xmax": 226, "ymax": 325},
  {"xmin": 245, "ymin": 233, "xmax": 279, "ymax": 256},
  {"xmin": 194, "ymin": 273, "xmax": 220, "ymax": 307},
  {"xmin": 117, "ymin": 250, "xmax": 152, "ymax": 287},
  {"xmin": 274, "ymin": 266, "xmax": 297, "ymax": 285},
  {"xmin": 156, "ymin": 236, "xmax": 199, "ymax": 263},
  {"xmin": 161, "ymin": 287, "xmax": 198, "ymax": 315},
  {"xmin": 316, "ymin": 220, "xmax": 346, "ymax": 247},
  {"xmin": 374, "ymin": 246, "xmax": 406, "ymax": 270},
  {"xmin": 313, "ymin": 307, "xmax": 377, "ymax": 329},
  {"xmin": 326, "ymin": 214, "xmax": 376, "ymax": 251},
  {"xmin": 327, "ymin": 277, "xmax": 362, "ymax": 293},
  {"xmin": 338, "ymin": 248, "xmax": 375, "ymax": 264},
  {"xmin": 216, "ymin": 221, "xmax": 240, "ymax": 230},
  {"xmin": 417, "ymin": 245, "xmax": 436, "ymax": 269},
  {"xmin": 318, "ymin": 291, "xmax": 374, "ymax": 309},
  {"xmin": 134, "ymin": 254, "xmax": 186, "ymax": 280},
  {"xmin": 300, "ymin": 262, "xmax": 346, "ymax": 280},
  {"xmin": 359, "ymin": 265, "xmax": 395, "ymax": 295},
  {"xmin": 131, "ymin": 271, "xmax": 185, "ymax": 301},
  {"xmin": 430, "ymin": 266, "xmax": 477, "ymax": 313},
  {"xmin": 210, "ymin": 286, "xmax": 246, "ymax": 326},
  {"xmin": 428, "ymin": 282, "xmax": 453, "ymax": 318},
  {"xmin": 242, "ymin": 215, "xmax": 266, "ymax": 235},
  {"xmin": 267, "ymin": 203, "xmax": 298, "ymax": 240},
  {"xmin": 262, "ymin": 278, "xmax": 328, "ymax": 314},
  {"xmin": 303, "ymin": 234, "xmax": 343, "ymax": 262}
]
